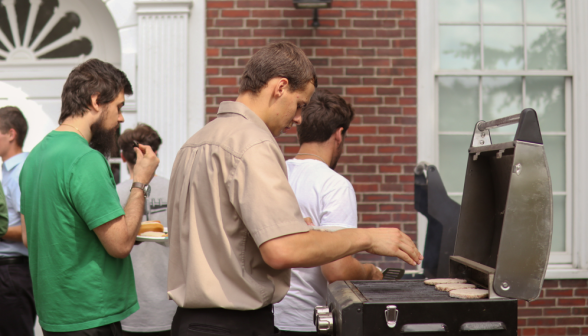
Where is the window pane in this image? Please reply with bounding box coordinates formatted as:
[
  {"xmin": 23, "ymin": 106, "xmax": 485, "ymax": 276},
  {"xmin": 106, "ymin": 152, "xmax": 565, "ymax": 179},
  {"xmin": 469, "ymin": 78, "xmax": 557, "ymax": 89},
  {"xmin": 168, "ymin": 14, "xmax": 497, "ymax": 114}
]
[
  {"xmin": 439, "ymin": 135, "xmax": 471, "ymax": 193},
  {"xmin": 543, "ymin": 135, "xmax": 565, "ymax": 193},
  {"xmin": 551, "ymin": 195, "xmax": 565, "ymax": 252},
  {"xmin": 526, "ymin": 0, "xmax": 566, "ymax": 23},
  {"xmin": 484, "ymin": 26, "xmax": 523, "ymax": 70},
  {"xmin": 439, "ymin": 0, "xmax": 479, "ymax": 22},
  {"xmin": 527, "ymin": 26, "xmax": 566, "ymax": 70},
  {"xmin": 490, "ymin": 134, "xmax": 514, "ymax": 145},
  {"xmin": 439, "ymin": 77, "xmax": 479, "ymax": 132},
  {"xmin": 440, "ymin": 26, "xmax": 481, "ymax": 70},
  {"xmin": 482, "ymin": 77, "xmax": 522, "ymax": 133},
  {"xmin": 483, "ymin": 0, "xmax": 522, "ymax": 22},
  {"xmin": 525, "ymin": 77, "xmax": 565, "ymax": 132}
]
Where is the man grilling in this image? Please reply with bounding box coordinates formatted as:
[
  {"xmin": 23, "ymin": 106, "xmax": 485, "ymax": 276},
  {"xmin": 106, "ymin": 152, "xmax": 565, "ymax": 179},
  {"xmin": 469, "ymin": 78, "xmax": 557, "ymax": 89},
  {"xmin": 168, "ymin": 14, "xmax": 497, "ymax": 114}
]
[
  {"xmin": 274, "ymin": 89, "xmax": 385, "ymax": 335},
  {"xmin": 167, "ymin": 42, "xmax": 423, "ymax": 335}
]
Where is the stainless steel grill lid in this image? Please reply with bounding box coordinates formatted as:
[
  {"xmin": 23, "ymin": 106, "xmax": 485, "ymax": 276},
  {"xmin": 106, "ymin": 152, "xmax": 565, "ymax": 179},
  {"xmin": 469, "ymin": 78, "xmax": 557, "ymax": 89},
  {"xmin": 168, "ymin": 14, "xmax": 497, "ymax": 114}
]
[{"xmin": 450, "ymin": 108, "xmax": 553, "ymax": 301}]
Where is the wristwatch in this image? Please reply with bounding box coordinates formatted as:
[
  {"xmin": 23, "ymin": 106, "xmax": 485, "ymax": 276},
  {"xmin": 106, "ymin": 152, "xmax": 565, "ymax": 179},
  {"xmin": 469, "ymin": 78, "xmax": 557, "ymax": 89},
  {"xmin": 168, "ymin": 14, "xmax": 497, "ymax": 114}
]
[{"xmin": 130, "ymin": 182, "xmax": 151, "ymax": 198}]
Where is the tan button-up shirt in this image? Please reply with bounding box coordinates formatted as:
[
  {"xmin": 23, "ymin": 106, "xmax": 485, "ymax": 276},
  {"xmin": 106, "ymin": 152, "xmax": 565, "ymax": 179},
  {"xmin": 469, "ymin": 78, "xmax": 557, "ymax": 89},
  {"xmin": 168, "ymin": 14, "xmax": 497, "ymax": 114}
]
[{"xmin": 167, "ymin": 101, "xmax": 310, "ymax": 310}]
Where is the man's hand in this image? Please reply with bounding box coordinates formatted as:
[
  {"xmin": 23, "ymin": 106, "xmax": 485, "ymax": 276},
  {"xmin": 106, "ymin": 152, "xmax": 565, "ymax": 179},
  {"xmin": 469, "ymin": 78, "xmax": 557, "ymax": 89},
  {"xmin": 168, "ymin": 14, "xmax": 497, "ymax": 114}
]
[
  {"xmin": 132, "ymin": 144, "xmax": 159, "ymax": 184},
  {"xmin": 365, "ymin": 228, "xmax": 423, "ymax": 266},
  {"xmin": 364, "ymin": 264, "xmax": 384, "ymax": 280}
]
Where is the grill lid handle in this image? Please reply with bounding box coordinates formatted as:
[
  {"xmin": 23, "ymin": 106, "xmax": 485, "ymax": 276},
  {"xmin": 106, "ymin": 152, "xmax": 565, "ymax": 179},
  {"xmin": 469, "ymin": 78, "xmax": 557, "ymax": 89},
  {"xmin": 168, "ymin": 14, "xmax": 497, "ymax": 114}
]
[{"xmin": 471, "ymin": 109, "xmax": 543, "ymax": 148}]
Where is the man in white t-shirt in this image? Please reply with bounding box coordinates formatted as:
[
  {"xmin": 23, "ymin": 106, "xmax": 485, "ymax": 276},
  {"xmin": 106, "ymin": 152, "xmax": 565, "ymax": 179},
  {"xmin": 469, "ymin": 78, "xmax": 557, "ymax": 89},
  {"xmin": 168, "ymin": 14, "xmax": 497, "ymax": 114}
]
[{"xmin": 274, "ymin": 90, "xmax": 384, "ymax": 335}]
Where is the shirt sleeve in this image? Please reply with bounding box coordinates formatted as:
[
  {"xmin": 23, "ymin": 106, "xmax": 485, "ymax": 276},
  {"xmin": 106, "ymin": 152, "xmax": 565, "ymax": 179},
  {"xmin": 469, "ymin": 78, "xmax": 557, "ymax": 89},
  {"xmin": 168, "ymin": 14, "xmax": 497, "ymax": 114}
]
[
  {"xmin": 69, "ymin": 151, "xmax": 125, "ymax": 230},
  {"xmin": 0, "ymin": 182, "xmax": 8, "ymax": 237},
  {"xmin": 6, "ymin": 177, "xmax": 21, "ymax": 213},
  {"xmin": 230, "ymin": 141, "xmax": 309, "ymax": 246},
  {"xmin": 319, "ymin": 177, "xmax": 358, "ymax": 230}
]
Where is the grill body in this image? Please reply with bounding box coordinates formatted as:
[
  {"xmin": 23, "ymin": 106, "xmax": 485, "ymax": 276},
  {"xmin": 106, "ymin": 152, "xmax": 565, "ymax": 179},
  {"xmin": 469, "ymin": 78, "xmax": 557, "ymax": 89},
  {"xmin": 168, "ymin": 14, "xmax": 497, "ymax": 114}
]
[{"xmin": 327, "ymin": 281, "xmax": 517, "ymax": 336}]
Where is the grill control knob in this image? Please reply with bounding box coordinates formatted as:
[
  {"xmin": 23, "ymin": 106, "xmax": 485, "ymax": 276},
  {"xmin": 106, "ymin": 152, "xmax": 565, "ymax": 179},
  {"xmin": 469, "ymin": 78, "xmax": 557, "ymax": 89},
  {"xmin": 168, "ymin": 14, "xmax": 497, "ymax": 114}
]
[{"xmin": 314, "ymin": 306, "xmax": 334, "ymax": 335}]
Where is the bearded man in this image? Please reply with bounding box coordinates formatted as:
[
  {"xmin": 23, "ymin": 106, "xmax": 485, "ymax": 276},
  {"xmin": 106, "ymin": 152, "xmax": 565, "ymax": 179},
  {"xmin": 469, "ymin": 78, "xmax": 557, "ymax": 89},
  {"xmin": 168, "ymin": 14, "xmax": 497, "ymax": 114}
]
[{"xmin": 19, "ymin": 59, "xmax": 160, "ymax": 335}]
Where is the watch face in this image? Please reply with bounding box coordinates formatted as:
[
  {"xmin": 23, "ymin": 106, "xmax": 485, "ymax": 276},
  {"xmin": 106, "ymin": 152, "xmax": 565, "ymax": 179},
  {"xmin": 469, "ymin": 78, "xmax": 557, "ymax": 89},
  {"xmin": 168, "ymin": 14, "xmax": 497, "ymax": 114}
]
[{"xmin": 145, "ymin": 184, "xmax": 151, "ymax": 197}]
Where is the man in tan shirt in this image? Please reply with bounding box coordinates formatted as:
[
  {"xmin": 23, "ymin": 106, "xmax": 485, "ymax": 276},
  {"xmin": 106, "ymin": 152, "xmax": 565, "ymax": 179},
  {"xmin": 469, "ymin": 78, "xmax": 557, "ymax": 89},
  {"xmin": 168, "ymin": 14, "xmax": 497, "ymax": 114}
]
[{"xmin": 168, "ymin": 42, "xmax": 422, "ymax": 335}]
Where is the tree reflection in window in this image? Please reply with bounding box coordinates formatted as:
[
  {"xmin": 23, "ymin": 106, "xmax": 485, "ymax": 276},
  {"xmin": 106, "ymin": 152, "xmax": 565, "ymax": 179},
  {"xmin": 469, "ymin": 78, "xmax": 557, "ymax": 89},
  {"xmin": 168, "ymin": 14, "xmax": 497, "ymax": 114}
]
[{"xmin": 0, "ymin": 0, "xmax": 92, "ymax": 62}]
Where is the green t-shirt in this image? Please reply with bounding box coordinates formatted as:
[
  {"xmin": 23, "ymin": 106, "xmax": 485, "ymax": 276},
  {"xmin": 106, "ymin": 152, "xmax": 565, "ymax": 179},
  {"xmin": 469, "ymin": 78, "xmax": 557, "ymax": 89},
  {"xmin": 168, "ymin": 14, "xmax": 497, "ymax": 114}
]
[{"xmin": 19, "ymin": 131, "xmax": 138, "ymax": 332}]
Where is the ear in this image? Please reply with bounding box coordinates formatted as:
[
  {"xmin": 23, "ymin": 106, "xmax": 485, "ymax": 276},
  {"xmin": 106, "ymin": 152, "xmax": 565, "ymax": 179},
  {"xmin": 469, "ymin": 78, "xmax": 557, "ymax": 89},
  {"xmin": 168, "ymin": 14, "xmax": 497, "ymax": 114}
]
[
  {"xmin": 90, "ymin": 93, "xmax": 101, "ymax": 112},
  {"xmin": 274, "ymin": 78, "xmax": 289, "ymax": 98},
  {"xmin": 7, "ymin": 129, "xmax": 17, "ymax": 143},
  {"xmin": 334, "ymin": 127, "xmax": 344, "ymax": 146},
  {"xmin": 121, "ymin": 154, "xmax": 127, "ymax": 163}
]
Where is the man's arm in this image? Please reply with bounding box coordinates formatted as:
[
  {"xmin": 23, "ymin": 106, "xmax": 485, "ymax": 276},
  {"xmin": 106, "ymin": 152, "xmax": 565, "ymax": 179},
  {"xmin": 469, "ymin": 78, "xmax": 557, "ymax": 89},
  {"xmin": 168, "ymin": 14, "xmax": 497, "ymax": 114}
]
[
  {"xmin": 20, "ymin": 214, "xmax": 26, "ymax": 247},
  {"xmin": 2, "ymin": 225, "xmax": 22, "ymax": 242},
  {"xmin": 321, "ymin": 256, "xmax": 383, "ymax": 283},
  {"xmin": 259, "ymin": 227, "xmax": 421, "ymax": 270},
  {"xmin": 93, "ymin": 144, "xmax": 159, "ymax": 259}
]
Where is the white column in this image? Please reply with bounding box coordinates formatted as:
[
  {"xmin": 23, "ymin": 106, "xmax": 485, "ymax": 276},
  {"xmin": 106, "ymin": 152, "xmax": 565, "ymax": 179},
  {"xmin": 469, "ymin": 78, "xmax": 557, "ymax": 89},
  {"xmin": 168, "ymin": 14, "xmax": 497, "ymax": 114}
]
[{"xmin": 135, "ymin": 0, "xmax": 192, "ymax": 179}]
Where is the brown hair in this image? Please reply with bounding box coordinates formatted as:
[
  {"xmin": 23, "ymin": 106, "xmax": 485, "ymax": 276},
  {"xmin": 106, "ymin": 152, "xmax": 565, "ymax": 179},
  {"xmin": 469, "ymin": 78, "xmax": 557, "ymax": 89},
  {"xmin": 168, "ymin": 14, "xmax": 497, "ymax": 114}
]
[
  {"xmin": 239, "ymin": 41, "xmax": 317, "ymax": 94},
  {"xmin": 118, "ymin": 124, "xmax": 162, "ymax": 165},
  {"xmin": 59, "ymin": 58, "xmax": 132, "ymax": 123},
  {"xmin": 297, "ymin": 89, "xmax": 355, "ymax": 145},
  {"xmin": 0, "ymin": 106, "xmax": 28, "ymax": 148}
]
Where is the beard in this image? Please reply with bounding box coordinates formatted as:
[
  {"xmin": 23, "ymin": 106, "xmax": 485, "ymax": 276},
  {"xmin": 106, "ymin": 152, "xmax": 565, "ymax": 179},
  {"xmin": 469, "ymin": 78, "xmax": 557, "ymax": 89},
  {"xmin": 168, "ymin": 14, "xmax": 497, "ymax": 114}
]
[{"xmin": 89, "ymin": 116, "xmax": 118, "ymax": 158}]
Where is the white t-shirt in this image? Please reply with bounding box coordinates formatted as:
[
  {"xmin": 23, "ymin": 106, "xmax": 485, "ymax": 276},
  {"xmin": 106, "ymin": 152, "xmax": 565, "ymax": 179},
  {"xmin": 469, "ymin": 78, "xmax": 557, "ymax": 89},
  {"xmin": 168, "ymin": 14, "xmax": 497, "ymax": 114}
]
[{"xmin": 274, "ymin": 159, "xmax": 357, "ymax": 332}]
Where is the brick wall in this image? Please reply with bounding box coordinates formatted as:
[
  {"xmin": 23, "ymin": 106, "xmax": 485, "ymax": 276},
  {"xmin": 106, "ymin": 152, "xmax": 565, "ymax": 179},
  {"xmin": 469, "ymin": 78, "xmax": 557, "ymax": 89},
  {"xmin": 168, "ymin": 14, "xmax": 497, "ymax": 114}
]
[
  {"xmin": 518, "ymin": 280, "xmax": 588, "ymax": 335},
  {"xmin": 206, "ymin": 0, "xmax": 418, "ymax": 269}
]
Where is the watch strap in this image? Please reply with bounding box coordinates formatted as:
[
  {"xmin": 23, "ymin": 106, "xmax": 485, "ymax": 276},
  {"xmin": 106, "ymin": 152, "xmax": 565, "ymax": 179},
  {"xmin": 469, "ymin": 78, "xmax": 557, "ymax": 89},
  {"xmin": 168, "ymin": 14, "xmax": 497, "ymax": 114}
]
[{"xmin": 130, "ymin": 182, "xmax": 149, "ymax": 197}]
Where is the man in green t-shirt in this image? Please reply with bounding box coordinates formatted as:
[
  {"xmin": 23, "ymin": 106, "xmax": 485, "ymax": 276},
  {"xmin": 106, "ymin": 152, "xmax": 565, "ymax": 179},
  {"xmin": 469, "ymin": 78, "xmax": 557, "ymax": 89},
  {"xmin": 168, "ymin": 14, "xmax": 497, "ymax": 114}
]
[{"xmin": 19, "ymin": 59, "xmax": 160, "ymax": 335}]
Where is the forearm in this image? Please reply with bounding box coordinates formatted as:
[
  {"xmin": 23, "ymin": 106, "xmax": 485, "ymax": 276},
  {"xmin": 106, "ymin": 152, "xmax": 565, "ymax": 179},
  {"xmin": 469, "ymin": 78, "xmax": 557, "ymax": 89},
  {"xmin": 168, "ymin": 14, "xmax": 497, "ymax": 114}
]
[
  {"xmin": 260, "ymin": 229, "xmax": 371, "ymax": 269},
  {"xmin": 123, "ymin": 189, "xmax": 146, "ymax": 241},
  {"xmin": 2, "ymin": 225, "xmax": 22, "ymax": 242},
  {"xmin": 321, "ymin": 256, "xmax": 373, "ymax": 283}
]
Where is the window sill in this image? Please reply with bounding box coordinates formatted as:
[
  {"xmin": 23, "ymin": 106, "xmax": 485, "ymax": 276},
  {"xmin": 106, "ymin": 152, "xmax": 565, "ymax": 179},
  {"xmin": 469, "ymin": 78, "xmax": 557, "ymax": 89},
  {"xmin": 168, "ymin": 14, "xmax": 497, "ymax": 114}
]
[{"xmin": 545, "ymin": 265, "xmax": 588, "ymax": 279}]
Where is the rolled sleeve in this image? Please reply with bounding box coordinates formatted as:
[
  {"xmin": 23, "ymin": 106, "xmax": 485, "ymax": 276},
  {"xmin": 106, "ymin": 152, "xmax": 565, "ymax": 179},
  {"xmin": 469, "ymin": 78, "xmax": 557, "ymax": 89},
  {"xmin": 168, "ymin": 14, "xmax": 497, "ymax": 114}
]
[{"xmin": 230, "ymin": 141, "xmax": 309, "ymax": 246}]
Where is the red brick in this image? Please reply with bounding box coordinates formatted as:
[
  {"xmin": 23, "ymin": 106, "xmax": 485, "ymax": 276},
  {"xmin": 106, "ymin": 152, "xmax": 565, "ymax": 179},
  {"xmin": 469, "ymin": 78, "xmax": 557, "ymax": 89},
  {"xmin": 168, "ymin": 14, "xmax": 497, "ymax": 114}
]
[
  {"xmin": 364, "ymin": 136, "xmax": 391, "ymax": 144},
  {"xmin": 237, "ymin": 0, "xmax": 266, "ymax": 7},
  {"xmin": 393, "ymin": 155, "xmax": 415, "ymax": 164},
  {"xmin": 364, "ymin": 155, "xmax": 392, "ymax": 163},
  {"xmin": 223, "ymin": 29, "xmax": 251, "ymax": 37},
  {"xmin": 575, "ymin": 289, "xmax": 588, "ymax": 296},
  {"xmin": 331, "ymin": 39, "xmax": 360, "ymax": 47},
  {"xmin": 362, "ymin": 213, "xmax": 391, "ymax": 221},
  {"xmin": 379, "ymin": 165, "xmax": 401, "ymax": 173},
  {"xmin": 530, "ymin": 299, "xmax": 557, "ymax": 307},
  {"xmin": 348, "ymin": 49, "xmax": 376, "ymax": 56},
  {"xmin": 528, "ymin": 318, "xmax": 556, "ymax": 326},
  {"xmin": 519, "ymin": 308, "xmax": 543, "ymax": 317},
  {"xmin": 399, "ymin": 19, "xmax": 416, "ymax": 28},
  {"xmin": 354, "ymin": 174, "xmax": 382, "ymax": 183},
  {"xmin": 542, "ymin": 280, "xmax": 560, "ymax": 288},
  {"xmin": 567, "ymin": 327, "xmax": 581, "ymax": 336},
  {"xmin": 222, "ymin": 48, "xmax": 250, "ymax": 56},
  {"xmin": 537, "ymin": 328, "xmax": 566, "ymax": 336},
  {"xmin": 557, "ymin": 317, "xmax": 584, "ymax": 325},
  {"xmin": 561, "ymin": 280, "xmax": 588, "ymax": 288},
  {"xmin": 377, "ymin": 10, "xmax": 402, "ymax": 18},
  {"xmin": 361, "ymin": 1, "xmax": 388, "ymax": 8},
  {"xmin": 317, "ymin": 29, "xmax": 344, "ymax": 37},
  {"xmin": 559, "ymin": 298, "xmax": 586, "ymax": 306},
  {"xmin": 208, "ymin": 1, "xmax": 234, "ymax": 8},
  {"xmin": 354, "ymin": 20, "xmax": 382, "ymax": 28},
  {"xmin": 209, "ymin": 39, "xmax": 236, "ymax": 47},
  {"xmin": 393, "ymin": 194, "xmax": 413, "ymax": 202},
  {"xmin": 216, "ymin": 19, "xmax": 244, "ymax": 27},
  {"xmin": 354, "ymin": 97, "xmax": 382, "ymax": 105},
  {"xmin": 546, "ymin": 289, "xmax": 574, "ymax": 297},
  {"xmin": 347, "ymin": 87, "xmax": 374, "ymax": 95},
  {"xmin": 346, "ymin": 29, "xmax": 375, "ymax": 37},
  {"xmin": 521, "ymin": 327, "xmax": 536, "ymax": 335},
  {"xmin": 545, "ymin": 308, "xmax": 572, "ymax": 316},
  {"xmin": 222, "ymin": 10, "xmax": 250, "ymax": 17},
  {"xmin": 380, "ymin": 204, "xmax": 402, "ymax": 212},
  {"xmin": 362, "ymin": 40, "xmax": 390, "ymax": 47},
  {"xmin": 346, "ymin": 10, "xmax": 374, "ymax": 17},
  {"xmin": 349, "ymin": 165, "xmax": 377, "ymax": 173},
  {"xmin": 572, "ymin": 307, "xmax": 588, "ymax": 315},
  {"xmin": 389, "ymin": 1, "xmax": 416, "ymax": 8},
  {"xmin": 333, "ymin": 58, "xmax": 361, "ymax": 66},
  {"xmin": 251, "ymin": 10, "xmax": 282, "ymax": 17}
]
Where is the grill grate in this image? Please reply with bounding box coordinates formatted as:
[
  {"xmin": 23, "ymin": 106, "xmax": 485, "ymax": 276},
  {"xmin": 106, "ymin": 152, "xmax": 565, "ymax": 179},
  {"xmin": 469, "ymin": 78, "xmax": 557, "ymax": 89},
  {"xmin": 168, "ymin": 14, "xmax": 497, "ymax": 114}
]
[{"xmin": 350, "ymin": 280, "xmax": 494, "ymax": 303}]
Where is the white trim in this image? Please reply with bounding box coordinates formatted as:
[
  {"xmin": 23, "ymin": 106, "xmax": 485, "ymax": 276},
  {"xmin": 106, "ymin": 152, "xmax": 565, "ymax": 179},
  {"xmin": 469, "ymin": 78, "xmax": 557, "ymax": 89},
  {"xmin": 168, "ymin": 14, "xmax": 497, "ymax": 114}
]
[
  {"xmin": 416, "ymin": 0, "xmax": 438, "ymax": 260},
  {"xmin": 187, "ymin": 0, "xmax": 206, "ymax": 136},
  {"xmin": 436, "ymin": 70, "xmax": 573, "ymax": 76},
  {"xmin": 135, "ymin": 0, "xmax": 192, "ymax": 14},
  {"xmin": 571, "ymin": 0, "xmax": 588, "ymax": 272}
]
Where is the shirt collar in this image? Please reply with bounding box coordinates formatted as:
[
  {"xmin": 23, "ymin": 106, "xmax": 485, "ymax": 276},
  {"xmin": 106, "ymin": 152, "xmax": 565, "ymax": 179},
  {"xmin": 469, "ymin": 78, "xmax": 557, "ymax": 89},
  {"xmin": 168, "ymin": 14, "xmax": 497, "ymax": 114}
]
[
  {"xmin": 217, "ymin": 101, "xmax": 273, "ymax": 136},
  {"xmin": 3, "ymin": 152, "xmax": 28, "ymax": 172}
]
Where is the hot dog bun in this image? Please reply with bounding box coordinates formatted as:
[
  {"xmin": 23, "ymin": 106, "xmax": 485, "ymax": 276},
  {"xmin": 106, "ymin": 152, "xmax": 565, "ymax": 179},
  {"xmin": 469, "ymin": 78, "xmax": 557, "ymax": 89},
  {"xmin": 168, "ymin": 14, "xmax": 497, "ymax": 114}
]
[{"xmin": 139, "ymin": 221, "xmax": 164, "ymax": 235}]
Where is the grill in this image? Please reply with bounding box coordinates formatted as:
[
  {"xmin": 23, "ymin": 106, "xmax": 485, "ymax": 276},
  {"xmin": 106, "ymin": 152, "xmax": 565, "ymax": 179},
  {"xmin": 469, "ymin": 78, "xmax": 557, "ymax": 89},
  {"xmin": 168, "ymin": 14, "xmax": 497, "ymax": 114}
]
[{"xmin": 315, "ymin": 109, "xmax": 553, "ymax": 336}]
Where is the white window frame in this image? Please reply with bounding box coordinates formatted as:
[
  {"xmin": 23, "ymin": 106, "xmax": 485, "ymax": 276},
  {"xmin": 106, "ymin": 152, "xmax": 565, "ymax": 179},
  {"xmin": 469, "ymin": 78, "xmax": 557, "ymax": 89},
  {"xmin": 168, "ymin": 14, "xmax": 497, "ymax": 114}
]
[{"xmin": 417, "ymin": 0, "xmax": 588, "ymax": 278}]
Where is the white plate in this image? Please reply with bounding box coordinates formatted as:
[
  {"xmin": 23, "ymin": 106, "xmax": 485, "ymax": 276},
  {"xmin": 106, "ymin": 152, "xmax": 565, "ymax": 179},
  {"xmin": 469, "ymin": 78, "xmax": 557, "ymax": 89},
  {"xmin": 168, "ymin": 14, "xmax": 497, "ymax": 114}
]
[{"xmin": 136, "ymin": 235, "xmax": 168, "ymax": 242}]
